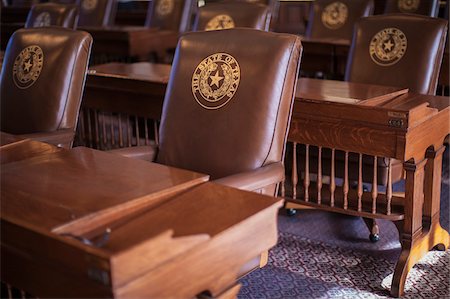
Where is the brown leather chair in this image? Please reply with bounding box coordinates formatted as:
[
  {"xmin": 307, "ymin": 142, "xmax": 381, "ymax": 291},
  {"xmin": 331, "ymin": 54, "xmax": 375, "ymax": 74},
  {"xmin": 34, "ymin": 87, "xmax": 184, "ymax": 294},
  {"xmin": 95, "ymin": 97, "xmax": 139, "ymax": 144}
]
[
  {"xmin": 25, "ymin": 3, "xmax": 79, "ymax": 29},
  {"xmin": 384, "ymin": 0, "xmax": 439, "ymax": 17},
  {"xmin": 114, "ymin": 28, "xmax": 302, "ymax": 197},
  {"xmin": 192, "ymin": 2, "xmax": 271, "ymax": 31},
  {"xmin": 0, "ymin": 28, "xmax": 93, "ymax": 148},
  {"xmin": 145, "ymin": 0, "xmax": 195, "ymax": 33},
  {"xmin": 305, "ymin": 0, "xmax": 374, "ymax": 40},
  {"xmin": 346, "ymin": 14, "xmax": 448, "ymax": 96},
  {"xmin": 76, "ymin": 0, "xmax": 116, "ymax": 27}
]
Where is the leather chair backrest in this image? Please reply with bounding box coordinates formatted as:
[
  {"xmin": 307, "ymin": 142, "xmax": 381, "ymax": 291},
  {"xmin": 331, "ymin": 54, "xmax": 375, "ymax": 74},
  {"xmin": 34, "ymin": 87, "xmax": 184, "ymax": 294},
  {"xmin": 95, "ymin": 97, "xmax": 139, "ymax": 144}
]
[
  {"xmin": 345, "ymin": 14, "xmax": 448, "ymax": 95},
  {"xmin": 145, "ymin": 0, "xmax": 194, "ymax": 33},
  {"xmin": 156, "ymin": 29, "xmax": 302, "ymax": 179},
  {"xmin": 193, "ymin": 3, "xmax": 271, "ymax": 31},
  {"xmin": 0, "ymin": 28, "xmax": 92, "ymax": 134},
  {"xmin": 76, "ymin": 0, "xmax": 116, "ymax": 27},
  {"xmin": 306, "ymin": 0, "xmax": 374, "ymax": 40},
  {"xmin": 25, "ymin": 3, "xmax": 79, "ymax": 29},
  {"xmin": 383, "ymin": 0, "xmax": 439, "ymax": 17}
]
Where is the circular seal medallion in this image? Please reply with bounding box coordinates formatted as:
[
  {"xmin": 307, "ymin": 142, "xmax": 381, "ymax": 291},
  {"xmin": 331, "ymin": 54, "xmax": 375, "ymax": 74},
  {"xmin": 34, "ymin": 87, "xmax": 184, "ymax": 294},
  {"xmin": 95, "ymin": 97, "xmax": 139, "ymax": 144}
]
[
  {"xmin": 33, "ymin": 12, "xmax": 51, "ymax": 27},
  {"xmin": 369, "ymin": 28, "xmax": 407, "ymax": 66},
  {"xmin": 398, "ymin": 0, "xmax": 420, "ymax": 12},
  {"xmin": 205, "ymin": 14, "xmax": 235, "ymax": 31},
  {"xmin": 192, "ymin": 53, "xmax": 240, "ymax": 110},
  {"xmin": 13, "ymin": 45, "xmax": 44, "ymax": 89},
  {"xmin": 156, "ymin": 0, "xmax": 174, "ymax": 16},
  {"xmin": 82, "ymin": 0, "xmax": 97, "ymax": 11},
  {"xmin": 321, "ymin": 2, "xmax": 348, "ymax": 30}
]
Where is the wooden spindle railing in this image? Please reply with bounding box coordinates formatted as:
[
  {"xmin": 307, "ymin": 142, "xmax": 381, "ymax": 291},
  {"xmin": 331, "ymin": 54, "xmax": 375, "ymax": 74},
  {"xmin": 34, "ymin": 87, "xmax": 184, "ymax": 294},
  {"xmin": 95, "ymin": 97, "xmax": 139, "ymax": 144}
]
[
  {"xmin": 343, "ymin": 151, "xmax": 349, "ymax": 209},
  {"xmin": 357, "ymin": 153, "xmax": 363, "ymax": 212},
  {"xmin": 292, "ymin": 142, "xmax": 298, "ymax": 200},
  {"xmin": 386, "ymin": 158, "xmax": 392, "ymax": 215},
  {"xmin": 330, "ymin": 148, "xmax": 335, "ymax": 207},
  {"xmin": 304, "ymin": 144, "xmax": 310, "ymax": 202},
  {"xmin": 372, "ymin": 156, "xmax": 378, "ymax": 214},
  {"xmin": 317, "ymin": 146, "xmax": 322, "ymax": 204}
]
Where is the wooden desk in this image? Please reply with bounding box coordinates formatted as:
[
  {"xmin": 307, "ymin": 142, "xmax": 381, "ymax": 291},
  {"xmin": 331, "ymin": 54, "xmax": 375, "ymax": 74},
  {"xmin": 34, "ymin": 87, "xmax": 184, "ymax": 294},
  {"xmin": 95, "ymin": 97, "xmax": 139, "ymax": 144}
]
[
  {"xmin": 79, "ymin": 26, "xmax": 179, "ymax": 64},
  {"xmin": 286, "ymin": 82, "xmax": 449, "ymax": 297},
  {"xmin": 78, "ymin": 67, "xmax": 449, "ymax": 296},
  {"xmin": 299, "ymin": 37, "xmax": 350, "ymax": 80},
  {"xmin": 1, "ymin": 144, "xmax": 282, "ymax": 298}
]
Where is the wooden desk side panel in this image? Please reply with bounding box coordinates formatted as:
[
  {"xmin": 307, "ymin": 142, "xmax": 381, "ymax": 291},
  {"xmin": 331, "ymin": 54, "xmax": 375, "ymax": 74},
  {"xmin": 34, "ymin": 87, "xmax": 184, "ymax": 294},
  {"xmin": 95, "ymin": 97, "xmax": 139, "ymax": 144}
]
[
  {"xmin": 288, "ymin": 116, "xmax": 402, "ymax": 159},
  {"xmin": 114, "ymin": 206, "xmax": 281, "ymax": 298},
  {"xmin": 1, "ymin": 220, "xmax": 113, "ymax": 298}
]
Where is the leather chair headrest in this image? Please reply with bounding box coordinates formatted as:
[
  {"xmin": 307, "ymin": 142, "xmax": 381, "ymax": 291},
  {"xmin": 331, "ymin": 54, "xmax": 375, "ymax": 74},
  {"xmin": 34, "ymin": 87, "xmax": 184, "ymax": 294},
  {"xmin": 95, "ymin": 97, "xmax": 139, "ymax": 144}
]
[{"xmin": 25, "ymin": 3, "xmax": 79, "ymax": 29}]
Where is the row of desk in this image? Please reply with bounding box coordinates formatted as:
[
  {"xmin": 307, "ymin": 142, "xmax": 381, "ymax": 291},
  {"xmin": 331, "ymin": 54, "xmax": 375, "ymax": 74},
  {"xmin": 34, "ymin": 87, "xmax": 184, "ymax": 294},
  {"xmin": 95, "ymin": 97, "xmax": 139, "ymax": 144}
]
[
  {"xmin": 79, "ymin": 62, "xmax": 449, "ymax": 297},
  {"xmin": 1, "ymin": 132, "xmax": 283, "ymax": 298}
]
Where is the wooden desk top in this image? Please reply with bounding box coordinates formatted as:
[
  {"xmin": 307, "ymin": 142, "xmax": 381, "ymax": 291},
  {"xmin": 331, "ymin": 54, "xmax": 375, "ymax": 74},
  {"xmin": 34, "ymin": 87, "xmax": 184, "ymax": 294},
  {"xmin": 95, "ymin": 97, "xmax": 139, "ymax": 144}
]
[
  {"xmin": 296, "ymin": 78, "xmax": 409, "ymax": 105},
  {"xmin": 1, "ymin": 146, "xmax": 208, "ymax": 232},
  {"xmin": 1, "ymin": 143, "xmax": 282, "ymax": 298},
  {"xmin": 89, "ymin": 62, "xmax": 171, "ymax": 83}
]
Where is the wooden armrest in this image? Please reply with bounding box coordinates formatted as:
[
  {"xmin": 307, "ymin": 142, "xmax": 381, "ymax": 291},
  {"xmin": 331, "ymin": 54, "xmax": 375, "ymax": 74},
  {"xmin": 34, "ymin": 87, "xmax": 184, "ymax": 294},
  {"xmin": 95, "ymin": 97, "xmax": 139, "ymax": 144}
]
[
  {"xmin": 214, "ymin": 162, "xmax": 285, "ymax": 192},
  {"xmin": 109, "ymin": 145, "xmax": 158, "ymax": 162},
  {"xmin": 18, "ymin": 129, "xmax": 74, "ymax": 148}
]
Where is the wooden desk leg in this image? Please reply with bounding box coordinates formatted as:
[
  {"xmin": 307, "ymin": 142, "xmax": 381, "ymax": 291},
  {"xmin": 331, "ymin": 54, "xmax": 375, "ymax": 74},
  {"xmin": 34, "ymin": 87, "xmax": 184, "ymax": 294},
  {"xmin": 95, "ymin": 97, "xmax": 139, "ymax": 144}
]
[
  {"xmin": 423, "ymin": 146, "xmax": 449, "ymax": 250},
  {"xmin": 391, "ymin": 158, "xmax": 427, "ymax": 297},
  {"xmin": 391, "ymin": 149, "xmax": 449, "ymax": 297}
]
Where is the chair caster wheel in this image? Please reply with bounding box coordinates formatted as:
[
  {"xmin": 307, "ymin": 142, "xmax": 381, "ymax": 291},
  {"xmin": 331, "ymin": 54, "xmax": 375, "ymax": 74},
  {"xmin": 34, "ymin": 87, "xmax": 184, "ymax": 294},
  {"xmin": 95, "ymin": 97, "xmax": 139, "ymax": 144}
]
[
  {"xmin": 369, "ymin": 233, "xmax": 380, "ymax": 243},
  {"xmin": 286, "ymin": 208, "xmax": 297, "ymax": 216}
]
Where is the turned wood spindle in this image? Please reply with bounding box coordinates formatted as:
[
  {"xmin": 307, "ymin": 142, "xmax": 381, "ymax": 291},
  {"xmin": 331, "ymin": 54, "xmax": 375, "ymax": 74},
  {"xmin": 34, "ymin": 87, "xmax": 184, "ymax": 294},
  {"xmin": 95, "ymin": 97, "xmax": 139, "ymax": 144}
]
[
  {"xmin": 317, "ymin": 146, "xmax": 322, "ymax": 204},
  {"xmin": 86, "ymin": 109, "xmax": 93, "ymax": 148},
  {"xmin": 7, "ymin": 284, "xmax": 12, "ymax": 299},
  {"xmin": 127, "ymin": 115, "xmax": 132, "ymax": 147},
  {"xmin": 330, "ymin": 148, "xmax": 336, "ymax": 207},
  {"xmin": 94, "ymin": 110, "xmax": 100, "ymax": 149},
  {"xmin": 154, "ymin": 120, "xmax": 159, "ymax": 145},
  {"xmin": 292, "ymin": 142, "xmax": 298, "ymax": 200},
  {"xmin": 135, "ymin": 116, "xmax": 140, "ymax": 146},
  {"xmin": 387, "ymin": 158, "xmax": 392, "ymax": 215},
  {"xmin": 109, "ymin": 112, "xmax": 115, "ymax": 146},
  {"xmin": 358, "ymin": 153, "xmax": 363, "ymax": 212},
  {"xmin": 372, "ymin": 156, "xmax": 378, "ymax": 214},
  {"xmin": 304, "ymin": 144, "xmax": 310, "ymax": 202},
  {"xmin": 118, "ymin": 114, "xmax": 123, "ymax": 147},
  {"xmin": 101, "ymin": 113, "xmax": 107, "ymax": 148},
  {"xmin": 343, "ymin": 151, "xmax": 349, "ymax": 209},
  {"xmin": 79, "ymin": 109, "xmax": 86, "ymax": 145},
  {"xmin": 144, "ymin": 118, "xmax": 150, "ymax": 145}
]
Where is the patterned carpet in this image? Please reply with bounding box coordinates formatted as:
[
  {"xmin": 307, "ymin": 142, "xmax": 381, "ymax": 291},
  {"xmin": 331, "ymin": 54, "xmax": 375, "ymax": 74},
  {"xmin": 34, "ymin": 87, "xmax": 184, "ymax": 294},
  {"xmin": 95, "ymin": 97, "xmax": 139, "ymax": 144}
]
[{"xmin": 239, "ymin": 149, "xmax": 450, "ymax": 298}]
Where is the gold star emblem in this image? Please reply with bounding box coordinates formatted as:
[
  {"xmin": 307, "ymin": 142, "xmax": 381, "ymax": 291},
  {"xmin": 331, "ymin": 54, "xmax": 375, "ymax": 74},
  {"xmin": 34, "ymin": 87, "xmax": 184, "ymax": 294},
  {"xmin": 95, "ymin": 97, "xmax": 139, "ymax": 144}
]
[
  {"xmin": 23, "ymin": 60, "xmax": 33, "ymax": 72},
  {"xmin": 383, "ymin": 40, "xmax": 394, "ymax": 52},
  {"xmin": 209, "ymin": 70, "xmax": 223, "ymax": 88}
]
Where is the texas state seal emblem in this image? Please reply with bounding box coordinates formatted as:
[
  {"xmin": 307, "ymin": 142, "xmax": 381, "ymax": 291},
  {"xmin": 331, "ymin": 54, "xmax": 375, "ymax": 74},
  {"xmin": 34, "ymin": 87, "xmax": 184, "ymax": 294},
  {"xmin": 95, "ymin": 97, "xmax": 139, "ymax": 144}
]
[
  {"xmin": 205, "ymin": 14, "xmax": 235, "ymax": 31},
  {"xmin": 369, "ymin": 28, "xmax": 407, "ymax": 66},
  {"xmin": 13, "ymin": 45, "xmax": 44, "ymax": 89},
  {"xmin": 192, "ymin": 53, "xmax": 240, "ymax": 110}
]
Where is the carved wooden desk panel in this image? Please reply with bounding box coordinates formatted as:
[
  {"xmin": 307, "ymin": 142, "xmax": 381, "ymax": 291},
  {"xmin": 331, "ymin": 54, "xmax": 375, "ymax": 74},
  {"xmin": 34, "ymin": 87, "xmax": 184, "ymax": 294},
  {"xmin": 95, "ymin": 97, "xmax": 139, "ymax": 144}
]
[
  {"xmin": 1, "ymin": 145, "xmax": 282, "ymax": 298},
  {"xmin": 286, "ymin": 87, "xmax": 450, "ymax": 297}
]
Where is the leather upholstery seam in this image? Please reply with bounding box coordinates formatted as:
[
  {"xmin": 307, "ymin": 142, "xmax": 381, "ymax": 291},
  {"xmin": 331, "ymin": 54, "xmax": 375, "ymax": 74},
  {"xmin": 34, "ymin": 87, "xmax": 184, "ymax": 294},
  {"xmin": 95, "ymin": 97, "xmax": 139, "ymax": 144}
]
[{"xmin": 261, "ymin": 38, "xmax": 297, "ymax": 167}]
